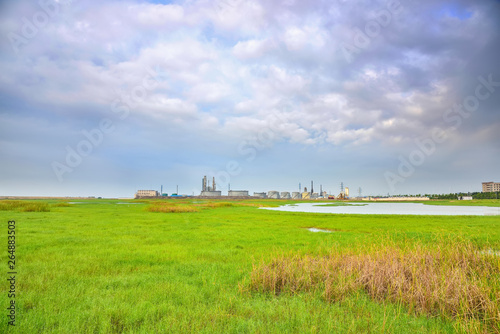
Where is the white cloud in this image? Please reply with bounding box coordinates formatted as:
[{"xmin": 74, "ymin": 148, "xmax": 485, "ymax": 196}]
[
  {"xmin": 283, "ymin": 25, "xmax": 326, "ymax": 51},
  {"xmin": 233, "ymin": 38, "xmax": 274, "ymax": 59},
  {"xmin": 188, "ymin": 82, "xmax": 232, "ymax": 103},
  {"xmin": 135, "ymin": 4, "xmax": 184, "ymax": 27}
]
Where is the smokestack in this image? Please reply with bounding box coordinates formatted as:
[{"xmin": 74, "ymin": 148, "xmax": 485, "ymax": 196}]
[
  {"xmin": 311, "ymin": 180, "xmax": 313, "ymax": 195},
  {"xmin": 213, "ymin": 177, "xmax": 216, "ymax": 191}
]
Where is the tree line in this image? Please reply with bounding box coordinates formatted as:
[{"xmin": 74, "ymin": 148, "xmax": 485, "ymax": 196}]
[{"xmin": 427, "ymin": 192, "xmax": 499, "ymax": 200}]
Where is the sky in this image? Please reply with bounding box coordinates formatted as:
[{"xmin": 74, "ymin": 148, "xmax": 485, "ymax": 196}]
[{"xmin": 0, "ymin": 0, "xmax": 499, "ymax": 198}]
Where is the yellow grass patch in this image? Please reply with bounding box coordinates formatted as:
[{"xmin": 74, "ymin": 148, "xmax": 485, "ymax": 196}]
[
  {"xmin": 247, "ymin": 238, "xmax": 500, "ymax": 332},
  {"xmin": 147, "ymin": 202, "xmax": 199, "ymax": 213}
]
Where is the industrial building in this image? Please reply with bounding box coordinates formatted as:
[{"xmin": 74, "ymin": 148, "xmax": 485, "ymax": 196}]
[
  {"xmin": 228, "ymin": 190, "xmax": 249, "ymax": 197},
  {"xmin": 482, "ymin": 182, "xmax": 500, "ymax": 192},
  {"xmin": 200, "ymin": 190, "xmax": 222, "ymax": 197},
  {"xmin": 200, "ymin": 175, "xmax": 222, "ymax": 196},
  {"xmin": 134, "ymin": 174, "xmax": 344, "ymax": 200},
  {"xmin": 136, "ymin": 176, "xmax": 342, "ymax": 200},
  {"xmin": 135, "ymin": 190, "xmax": 159, "ymax": 198}
]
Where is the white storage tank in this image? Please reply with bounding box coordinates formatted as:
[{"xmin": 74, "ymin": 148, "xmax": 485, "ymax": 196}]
[{"xmin": 268, "ymin": 191, "xmax": 280, "ymax": 199}]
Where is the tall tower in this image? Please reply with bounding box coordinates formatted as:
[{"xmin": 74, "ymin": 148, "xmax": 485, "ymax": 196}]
[{"xmin": 202, "ymin": 176, "xmax": 207, "ymax": 192}]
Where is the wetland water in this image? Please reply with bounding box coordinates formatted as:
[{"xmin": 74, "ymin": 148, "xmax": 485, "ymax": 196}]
[{"xmin": 261, "ymin": 202, "xmax": 500, "ymax": 216}]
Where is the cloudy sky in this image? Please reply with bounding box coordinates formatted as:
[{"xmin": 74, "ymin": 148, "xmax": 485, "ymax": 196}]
[{"xmin": 1, "ymin": 0, "xmax": 499, "ymax": 198}]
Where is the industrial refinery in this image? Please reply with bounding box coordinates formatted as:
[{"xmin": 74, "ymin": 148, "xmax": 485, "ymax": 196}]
[
  {"xmin": 135, "ymin": 176, "xmax": 352, "ymax": 200},
  {"xmin": 200, "ymin": 175, "xmax": 221, "ymax": 197}
]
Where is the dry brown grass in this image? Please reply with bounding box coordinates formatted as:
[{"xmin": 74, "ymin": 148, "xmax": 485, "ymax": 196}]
[
  {"xmin": 147, "ymin": 201, "xmax": 235, "ymax": 213},
  {"xmin": 147, "ymin": 200, "xmax": 267, "ymax": 213},
  {"xmin": 147, "ymin": 202, "xmax": 199, "ymax": 213},
  {"xmin": 246, "ymin": 238, "xmax": 500, "ymax": 332},
  {"xmin": 233, "ymin": 202, "xmax": 268, "ymax": 208}
]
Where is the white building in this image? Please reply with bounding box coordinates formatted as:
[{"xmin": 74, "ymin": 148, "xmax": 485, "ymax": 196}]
[{"xmin": 135, "ymin": 190, "xmax": 159, "ymax": 198}]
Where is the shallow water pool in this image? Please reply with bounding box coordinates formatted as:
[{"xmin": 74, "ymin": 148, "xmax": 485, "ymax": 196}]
[{"xmin": 261, "ymin": 202, "xmax": 500, "ymax": 216}]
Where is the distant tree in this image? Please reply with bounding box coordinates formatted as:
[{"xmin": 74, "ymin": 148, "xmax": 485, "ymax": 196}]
[{"xmin": 473, "ymin": 192, "xmax": 499, "ymax": 199}]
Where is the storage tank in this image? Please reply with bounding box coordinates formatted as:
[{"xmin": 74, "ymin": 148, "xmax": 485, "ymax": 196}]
[
  {"xmin": 291, "ymin": 192, "xmax": 302, "ymax": 199},
  {"xmin": 301, "ymin": 192, "xmax": 311, "ymax": 199},
  {"xmin": 268, "ymin": 191, "xmax": 280, "ymax": 199},
  {"xmin": 280, "ymin": 192, "xmax": 291, "ymax": 199},
  {"xmin": 253, "ymin": 192, "xmax": 267, "ymax": 198},
  {"xmin": 228, "ymin": 190, "xmax": 249, "ymax": 197}
]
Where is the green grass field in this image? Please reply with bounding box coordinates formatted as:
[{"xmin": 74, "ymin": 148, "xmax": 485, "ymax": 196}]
[{"xmin": 1, "ymin": 199, "xmax": 499, "ymax": 333}]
